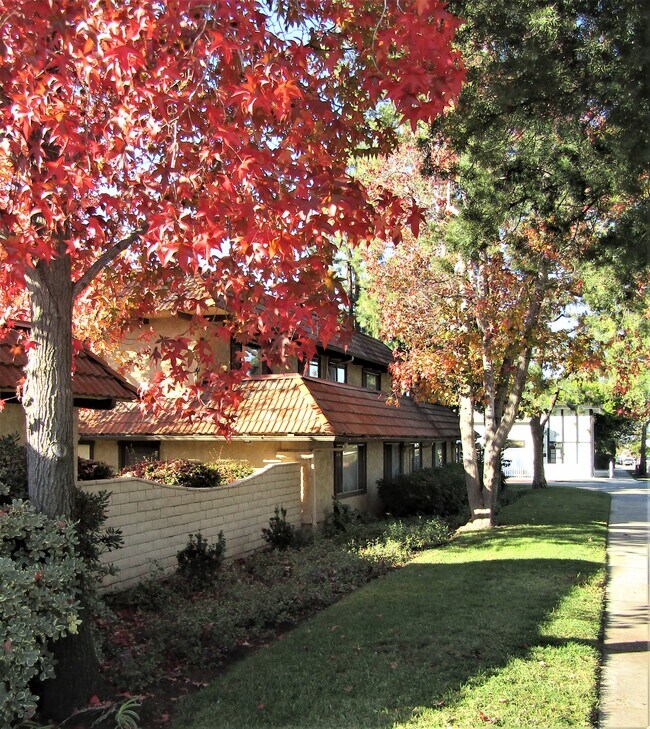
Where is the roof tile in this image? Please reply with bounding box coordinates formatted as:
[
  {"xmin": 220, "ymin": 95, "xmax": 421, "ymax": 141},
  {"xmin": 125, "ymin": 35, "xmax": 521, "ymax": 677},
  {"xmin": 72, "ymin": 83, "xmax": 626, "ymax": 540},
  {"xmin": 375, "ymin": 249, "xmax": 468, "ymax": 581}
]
[
  {"xmin": 0, "ymin": 327, "xmax": 138, "ymax": 402},
  {"xmin": 79, "ymin": 374, "xmax": 458, "ymax": 441}
]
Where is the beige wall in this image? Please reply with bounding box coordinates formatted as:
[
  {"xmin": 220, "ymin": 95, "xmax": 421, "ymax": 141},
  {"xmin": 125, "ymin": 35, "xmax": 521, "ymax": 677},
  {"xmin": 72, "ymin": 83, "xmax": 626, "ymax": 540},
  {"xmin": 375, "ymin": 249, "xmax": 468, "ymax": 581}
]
[
  {"xmin": 80, "ymin": 462, "xmax": 302, "ymax": 591},
  {"xmin": 114, "ymin": 316, "xmax": 231, "ymax": 387},
  {"xmin": 0, "ymin": 403, "xmax": 26, "ymax": 441}
]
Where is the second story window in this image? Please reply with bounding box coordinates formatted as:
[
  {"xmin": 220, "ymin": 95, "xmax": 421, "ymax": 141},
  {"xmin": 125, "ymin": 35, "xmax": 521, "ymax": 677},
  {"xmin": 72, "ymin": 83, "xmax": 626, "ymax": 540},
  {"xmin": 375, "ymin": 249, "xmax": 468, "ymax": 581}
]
[
  {"xmin": 362, "ymin": 370, "xmax": 381, "ymax": 390},
  {"xmin": 306, "ymin": 357, "xmax": 320, "ymax": 378},
  {"xmin": 243, "ymin": 344, "xmax": 264, "ymax": 375},
  {"xmin": 328, "ymin": 361, "xmax": 346, "ymax": 383}
]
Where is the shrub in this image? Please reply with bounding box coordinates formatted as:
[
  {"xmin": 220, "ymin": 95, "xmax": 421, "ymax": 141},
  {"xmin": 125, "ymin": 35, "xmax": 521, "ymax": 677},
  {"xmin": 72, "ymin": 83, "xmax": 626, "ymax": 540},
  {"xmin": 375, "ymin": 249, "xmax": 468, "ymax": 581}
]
[
  {"xmin": 322, "ymin": 499, "xmax": 373, "ymax": 538},
  {"xmin": 262, "ymin": 506, "xmax": 303, "ymax": 550},
  {"xmin": 211, "ymin": 459, "xmax": 254, "ymax": 483},
  {"xmin": 177, "ymin": 531, "xmax": 226, "ymax": 588},
  {"xmin": 77, "ymin": 457, "xmax": 114, "ymax": 481},
  {"xmin": 0, "ymin": 500, "xmax": 83, "ymax": 727},
  {"xmin": 120, "ymin": 458, "xmax": 253, "ymax": 488},
  {"xmin": 377, "ymin": 464, "xmax": 468, "ymax": 519},
  {"xmin": 0, "ymin": 433, "xmax": 28, "ymax": 503},
  {"xmin": 122, "ymin": 458, "xmax": 221, "ymax": 488}
]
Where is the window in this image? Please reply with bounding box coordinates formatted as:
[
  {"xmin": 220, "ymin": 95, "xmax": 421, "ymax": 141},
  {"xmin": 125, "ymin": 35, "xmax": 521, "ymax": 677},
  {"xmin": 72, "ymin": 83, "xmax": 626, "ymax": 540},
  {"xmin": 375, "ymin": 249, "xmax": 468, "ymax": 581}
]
[
  {"xmin": 77, "ymin": 441, "xmax": 94, "ymax": 460},
  {"xmin": 384, "ymin": 443, "xmax": 401, "ymax": 480},
  {"xmin": 402, "ymin": 444, "xmax": 414, "ymax": 475},
  {"xmin": 328, "ymin": 361, "xmax": 346, "ymax": 383},
  {"xmin": 306, "ymin": 357, "xmax": 320, "ymax": 378},
  {"xmin": 413, "ymin": 443, "xmax": 422, "ymax": 471},
  {"xmin": 434, "ymin": 442, "xmax": 445, "ymax": 467},
  {"xmin": 119, "ymin": 441, "xmax": 160, "ymax": 470},
  {"xmin": 334, "ymin": 444, "xmax": 366, "ymax": 495},
  {"xmin": 362, "ymin": 370, "xmax": 381, "ymax": 390},
  {"xmin": 243, "ymin": 344, "xmax": 264, "ymax": 375}
]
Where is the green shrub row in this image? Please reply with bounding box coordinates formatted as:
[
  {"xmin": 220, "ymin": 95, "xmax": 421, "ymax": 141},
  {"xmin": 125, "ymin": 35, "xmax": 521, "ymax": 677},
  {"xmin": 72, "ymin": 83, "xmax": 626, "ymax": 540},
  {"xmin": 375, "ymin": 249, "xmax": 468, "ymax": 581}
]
[
  {"xmin": 120, "ymin": 458, "xmax": 253, "ymax": 488},
  {"xmin": 102, "ymin": 513, "xmax": 451, "ymax": 690},
  {"xmin": 377, "ymin": 463, "xmax": 469, "ymax": 520}
]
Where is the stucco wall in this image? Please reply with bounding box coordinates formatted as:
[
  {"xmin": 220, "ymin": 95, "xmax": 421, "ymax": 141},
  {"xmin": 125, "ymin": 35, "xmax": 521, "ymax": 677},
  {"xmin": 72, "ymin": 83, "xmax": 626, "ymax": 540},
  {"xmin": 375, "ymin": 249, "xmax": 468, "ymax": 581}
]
[
  {"xmin": 0, "ymin": 403, "xmax": 26, "ymax": 441},
  {"xmin": 80, "ymin": 461, "xmax": 302, "ymax": 591}
]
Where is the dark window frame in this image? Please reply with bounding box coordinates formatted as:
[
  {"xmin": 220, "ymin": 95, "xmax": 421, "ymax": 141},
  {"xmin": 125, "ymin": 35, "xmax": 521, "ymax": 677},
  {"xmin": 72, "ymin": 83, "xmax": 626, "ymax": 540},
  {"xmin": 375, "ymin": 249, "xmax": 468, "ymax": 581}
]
[
  {"xmin": 328, "ymin": 360, "xmax": 347, "ymax": 384},
  {"xmin": 78, "ymin": 440, "xmax": 95, "ymax": 460},
  {"xmin": 118, "ymin": 441, "xmax": 161, "ymax": 470},
  {"xmin": 362, "ymin": 369, "xmax": 381, "ymax": 390},
  {"xmin": 334, "ymin": 443, "xmax": 367, "ymax": 496}
]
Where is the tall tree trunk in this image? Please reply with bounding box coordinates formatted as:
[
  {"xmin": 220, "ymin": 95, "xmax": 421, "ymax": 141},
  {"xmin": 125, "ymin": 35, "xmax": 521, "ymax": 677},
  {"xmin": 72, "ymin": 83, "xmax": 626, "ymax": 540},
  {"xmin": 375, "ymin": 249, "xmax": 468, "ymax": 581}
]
[
  {"xmin": 530, "ymin": 414, "xmax": 547, "ymax": 489},
  {"xmin": 459, "ymin": 392, "xmax": 489, "ymax": 524},
  {"xmin": 23, "ymin": 255, "xmax": 75, "ymax": 517},
  {"xmin": 23, "ymin": 255, "xmax": 103, "ymax": 719},
  {"xmin": 639, "ymin": 419, "xmax": 648, "ymax": 477}
]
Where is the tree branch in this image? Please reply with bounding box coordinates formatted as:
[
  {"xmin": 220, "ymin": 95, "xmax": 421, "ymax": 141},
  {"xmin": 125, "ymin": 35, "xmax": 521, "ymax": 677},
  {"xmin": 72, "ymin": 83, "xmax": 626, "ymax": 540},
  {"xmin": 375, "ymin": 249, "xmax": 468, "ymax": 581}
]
[{"xmin": 72, "ymin": 225, "xmax": 148, "ymax": 299}]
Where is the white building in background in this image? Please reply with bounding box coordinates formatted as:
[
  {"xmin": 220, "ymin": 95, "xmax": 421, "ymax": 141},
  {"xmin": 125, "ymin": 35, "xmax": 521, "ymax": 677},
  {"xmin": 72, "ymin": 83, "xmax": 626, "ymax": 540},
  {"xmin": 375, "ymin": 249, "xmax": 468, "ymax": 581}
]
[{"xmin": 475, "ymin": 405, "xmax": 600, "ymax": 481}]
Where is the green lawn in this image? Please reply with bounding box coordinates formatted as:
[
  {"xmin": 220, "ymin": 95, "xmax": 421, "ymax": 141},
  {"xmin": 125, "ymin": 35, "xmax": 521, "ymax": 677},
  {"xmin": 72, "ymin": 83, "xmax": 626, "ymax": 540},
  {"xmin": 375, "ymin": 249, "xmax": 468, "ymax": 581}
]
[{"xmin": 174, "ymin": 486, "xmax": 609, "ymax": 728}]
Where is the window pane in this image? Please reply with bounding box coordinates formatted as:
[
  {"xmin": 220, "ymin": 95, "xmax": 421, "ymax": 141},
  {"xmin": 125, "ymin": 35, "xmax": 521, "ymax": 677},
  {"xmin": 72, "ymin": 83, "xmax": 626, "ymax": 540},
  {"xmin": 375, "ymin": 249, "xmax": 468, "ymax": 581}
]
[
  {"xmin": 402, "ymin": 445, "xmax": 414, "ymax": 475},
  {"xmin": 122, "ymin": 442, "xmax": 160, "ymax": 468},
  {"xmin": 308, "ymin": 358, "xmax": 320, "ymax": 377},
  {"xmin": 363, "ymin": 371, "xmax": 380, "ymax": 390},
  {"xmin": 244, "ymin": 345, "xmax": 263, "ymax": 375},
  {"xmin": 328, "ymin": 363, "xmax": 346, "ymax": 383},
  {"xmin": 391, "ymin": 444, "xmax": 400, "ymax": 478},
  {"xmin": 341, "ymin": 446, "xmax": 359, "ymax": 493}
]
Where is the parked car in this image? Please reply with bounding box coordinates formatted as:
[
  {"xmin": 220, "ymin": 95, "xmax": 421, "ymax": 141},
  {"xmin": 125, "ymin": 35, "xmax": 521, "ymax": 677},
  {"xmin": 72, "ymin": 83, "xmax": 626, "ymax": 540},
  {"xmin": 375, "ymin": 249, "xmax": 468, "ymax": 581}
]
[{"xmin": 622, "ymin": 456, "xmax": 636, "ymax": 468}]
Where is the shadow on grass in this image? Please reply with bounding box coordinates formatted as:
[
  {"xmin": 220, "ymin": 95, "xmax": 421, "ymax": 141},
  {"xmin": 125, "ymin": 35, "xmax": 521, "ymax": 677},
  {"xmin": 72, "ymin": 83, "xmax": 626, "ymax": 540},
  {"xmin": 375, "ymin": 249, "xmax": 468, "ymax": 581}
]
[{"xmin": 175, "ymin": 555, "xmax": 602, "ymax": 729}]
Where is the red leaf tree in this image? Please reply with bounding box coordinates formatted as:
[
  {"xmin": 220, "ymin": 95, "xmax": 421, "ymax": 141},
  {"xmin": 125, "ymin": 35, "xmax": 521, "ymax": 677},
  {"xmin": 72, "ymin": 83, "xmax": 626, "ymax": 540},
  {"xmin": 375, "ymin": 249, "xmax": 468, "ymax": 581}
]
[
  {"xmin": 0, "ymin": 1, "xmax": 463, "ymax": 715},
  {"xmin": 0, "ymin": 0, "xmax": 464, "ymax": 517}
]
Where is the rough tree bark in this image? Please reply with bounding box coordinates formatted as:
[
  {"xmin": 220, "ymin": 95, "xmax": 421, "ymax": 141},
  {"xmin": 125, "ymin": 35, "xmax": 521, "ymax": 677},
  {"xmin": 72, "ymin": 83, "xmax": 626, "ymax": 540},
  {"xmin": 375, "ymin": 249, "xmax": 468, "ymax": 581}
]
[
  {"xmin": 639, "ymin": 419, "xmax": 648, "ymax": 477},
  {"xmin": 459, "ymin": 391, "xmax": 488, "ymax": 523},
  {"xmin": 530, "ymin": 413, "xmax": 547, "ymax": 489},
  {"xmin": 23, "ymin": 253, "xmax": 103, "ymax": 720}
]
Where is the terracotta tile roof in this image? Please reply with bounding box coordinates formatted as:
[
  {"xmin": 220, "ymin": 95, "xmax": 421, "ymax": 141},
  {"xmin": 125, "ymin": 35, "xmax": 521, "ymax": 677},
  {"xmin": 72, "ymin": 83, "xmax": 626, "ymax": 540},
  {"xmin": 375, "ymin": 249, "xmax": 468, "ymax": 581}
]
[
  {"xmin": 324, "ymin": 330, "xmax": 394, "ymax": 369},
  {"xmin": 417, "ymin": 402, "xmax": 461, "ymax": 440},
  {"xmin": 79, "ymin": 374, "xmax": 458, "ymax": 441},
  {"xmin": 301, "ymin": 377, "xmax": 441, "ymax": 439},
  {"xmin": 0, "ymin": 327, "xmax": 138, "ymax": 404}
]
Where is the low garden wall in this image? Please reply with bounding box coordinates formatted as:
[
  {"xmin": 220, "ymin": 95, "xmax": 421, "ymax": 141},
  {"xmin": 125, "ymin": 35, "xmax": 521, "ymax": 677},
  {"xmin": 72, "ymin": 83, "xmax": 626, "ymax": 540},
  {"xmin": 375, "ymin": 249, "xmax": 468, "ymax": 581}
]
[{"xmin": 79, "ymin": 461, "xmax": 302, "ymax": 591}]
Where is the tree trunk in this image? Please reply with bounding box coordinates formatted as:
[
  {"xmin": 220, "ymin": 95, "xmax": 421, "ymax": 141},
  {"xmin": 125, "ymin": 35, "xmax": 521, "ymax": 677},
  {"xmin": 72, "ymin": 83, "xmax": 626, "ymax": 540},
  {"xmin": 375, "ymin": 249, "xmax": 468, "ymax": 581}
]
[
  {"xmin": 639, "ymin": 420, "xmax": 648, "ymax": 477},
  {"xmin": 459, "ymin": 393, "xmax": 490, "ymax": 525},
  {"xmin": 23, "ymin": 255, "xmax": 103, "ymax": 719},
  {"xmin": 23, "ymin": 255, "xmax": 75, "ymax": 518},
  {"xmin": 482, "ymin": 434, "xmax": 502, "ymax": 522},
  {"xmin": 530, "ymin": 414, "xmax": 547, "ymax": 489}
]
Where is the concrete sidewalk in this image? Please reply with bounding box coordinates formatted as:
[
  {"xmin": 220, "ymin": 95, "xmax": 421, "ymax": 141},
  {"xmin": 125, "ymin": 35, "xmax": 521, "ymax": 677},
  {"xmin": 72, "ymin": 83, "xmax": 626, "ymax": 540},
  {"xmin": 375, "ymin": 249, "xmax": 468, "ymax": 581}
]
[{"xmin": 555, "ymin": 471, "xmax": 649, "ymax": 729}]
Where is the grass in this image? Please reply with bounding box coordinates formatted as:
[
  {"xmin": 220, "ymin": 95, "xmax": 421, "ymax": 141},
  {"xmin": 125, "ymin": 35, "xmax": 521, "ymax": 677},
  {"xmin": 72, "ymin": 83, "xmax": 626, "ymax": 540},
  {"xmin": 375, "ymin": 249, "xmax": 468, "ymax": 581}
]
[{"xmin": 174, "ymin": 486, "xmax": 610, "ymax": 728}]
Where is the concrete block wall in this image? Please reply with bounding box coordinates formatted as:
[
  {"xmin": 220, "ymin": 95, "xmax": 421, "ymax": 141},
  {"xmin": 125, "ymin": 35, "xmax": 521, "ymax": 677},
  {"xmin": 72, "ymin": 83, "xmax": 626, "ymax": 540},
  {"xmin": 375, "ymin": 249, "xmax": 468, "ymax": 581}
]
[{"xmin": 80, "ymin": 462, "xmax": 302, "ymax": 591}]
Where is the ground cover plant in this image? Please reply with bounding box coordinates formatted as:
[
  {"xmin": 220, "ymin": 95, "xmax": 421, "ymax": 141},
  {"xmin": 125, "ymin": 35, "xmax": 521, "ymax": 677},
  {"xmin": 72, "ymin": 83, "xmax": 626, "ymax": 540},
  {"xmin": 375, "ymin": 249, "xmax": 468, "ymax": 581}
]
[
  {"xmin": 98, "ymin": 514, "xmax": 451, "ymax": 721},
  {"xmin": 174, "ymin": 486, "xmax": 609, "ymax": 728}
]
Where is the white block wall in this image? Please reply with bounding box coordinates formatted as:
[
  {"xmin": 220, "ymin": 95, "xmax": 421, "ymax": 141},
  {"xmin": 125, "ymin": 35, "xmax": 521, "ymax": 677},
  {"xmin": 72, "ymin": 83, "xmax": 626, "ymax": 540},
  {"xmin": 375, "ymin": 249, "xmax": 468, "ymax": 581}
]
[{"xmin": 80, "ymin": 462, "xmax": 302, "ymax": 591}]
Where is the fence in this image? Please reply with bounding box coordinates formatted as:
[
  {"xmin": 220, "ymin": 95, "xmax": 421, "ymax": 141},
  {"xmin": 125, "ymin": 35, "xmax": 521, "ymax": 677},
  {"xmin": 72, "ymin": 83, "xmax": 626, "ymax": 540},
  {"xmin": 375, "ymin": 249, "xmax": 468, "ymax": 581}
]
[{"xmin": 80, "ymin": 461, "xmax": 302, "ymax": 591}]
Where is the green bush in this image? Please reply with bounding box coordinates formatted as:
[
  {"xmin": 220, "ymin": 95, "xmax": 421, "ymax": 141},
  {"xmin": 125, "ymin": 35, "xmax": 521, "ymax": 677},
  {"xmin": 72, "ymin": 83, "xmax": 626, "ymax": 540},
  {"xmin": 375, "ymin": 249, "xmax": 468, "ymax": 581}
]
[
  {"xmin": 262, "ymin": 506, "xmax": 307, "ymax": 550},
  {"xmin": 211, "ymin": 459, "xmax": 254, "ymax": 483},
  {"xmin": 103, "ymin": 515, "xmax": 452, "ymax": 690},
  {"xmin": 322, "ymin": 499, "xmax": 374, "ymax": 538},
  {"xmin": 0, "ymin": 434, "xmax": 123, "ymax": 723},
  {"xmin": 0, "ymin": 434, "xmax": 27, "ymax": 503},
  {"xmin": 77, "ymin": 457, "xmax": 114, "ymax": 481},
  {"xmin": 177, "ymin": 531, "xmax": 226, "ymax": 588},
  {"xmin": 377, "ymin": 464, "xmax": 468, "ymax": 519},
  {"xmin": 0, "ymin": 500, "xmax": 83, "ymax": 727},
  {"xmin": 121, "ymin": 458, "xmax": 253, "ymax": 488}
]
